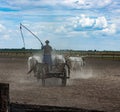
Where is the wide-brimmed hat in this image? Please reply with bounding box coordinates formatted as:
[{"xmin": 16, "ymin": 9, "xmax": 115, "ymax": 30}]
[{"xmin": 45, "ymin": 40, "xmax": 49, "ymax": 43}]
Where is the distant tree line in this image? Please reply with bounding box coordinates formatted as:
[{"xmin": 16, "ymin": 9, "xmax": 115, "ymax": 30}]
[{"xmin": 0, "ymin": 48, "xmax": 120, "ymax": 58}]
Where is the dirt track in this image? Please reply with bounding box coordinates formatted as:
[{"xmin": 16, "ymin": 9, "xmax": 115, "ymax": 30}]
[{"xmin": 0, "ymin": 57, "xmax": 120, "ymax": 112}]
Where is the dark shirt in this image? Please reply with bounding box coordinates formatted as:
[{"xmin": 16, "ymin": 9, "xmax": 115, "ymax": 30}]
[
  {"xmin": 42, "ymin": 44, "xmax": 52, "ymax": 65},
  {"xmin": 42, "ymin": 44, "xmax": 52, "ymax": 55}
]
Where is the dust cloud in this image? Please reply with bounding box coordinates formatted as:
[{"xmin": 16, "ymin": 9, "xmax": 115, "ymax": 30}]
[
  {"xmin": 67, "ymin": 68, "xmax": 95, "ymax": 86},
  {"xmin": 70, "ymin": 69, "xmax": 94, "ymax": 79}
]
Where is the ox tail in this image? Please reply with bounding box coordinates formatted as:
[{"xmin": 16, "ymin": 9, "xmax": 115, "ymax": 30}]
[
  {"xmin": 27, "ymin": 67, "xmax": 34, "ymax": 74},
  {"xmin": 27, "ymin": 63, "xmax": 37, "ymax": 74}
]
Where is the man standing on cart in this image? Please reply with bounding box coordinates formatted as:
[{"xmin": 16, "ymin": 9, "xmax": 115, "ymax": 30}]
[{"xmin": 41, "ymin": 40, "xmax": 53, "ymax": 70}]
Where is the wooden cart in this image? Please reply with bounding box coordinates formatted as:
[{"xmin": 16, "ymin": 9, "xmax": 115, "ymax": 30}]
[{"xmin": 34, "ymin": 62, "xmax": 70, "ymax": 86}]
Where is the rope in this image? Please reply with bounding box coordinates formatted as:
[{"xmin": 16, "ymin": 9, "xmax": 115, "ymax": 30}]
[{"xmin": 20, "ymin": 24, "xmax": 25, "ymax": 48}]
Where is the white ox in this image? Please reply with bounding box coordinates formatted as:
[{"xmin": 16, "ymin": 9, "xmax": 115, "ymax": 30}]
[
  {"xmin": 52, "ymin": 54, "xmax": 65, "ymax": 65},
  {"xmin": 27, "ymin": 54, "xmax": 66, "ymax": 74},
  {"xmin": 66, "ymin": 56, "xmax": 85, "ymax": 71},
  {"xmin": 27, "ymin": 55, "xmax": 42, "ymax": 74}
]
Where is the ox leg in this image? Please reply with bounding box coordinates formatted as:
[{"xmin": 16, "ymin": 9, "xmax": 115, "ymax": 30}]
[
  {"xmin": 41, "ymin": 66, "xmax": 46, "ymax": 86},
  {"xmin": 42, "ymin": 79, "xmax": 45, "ymax": 86},
  {"xmin": 62, "ymin": 77, "xmax": 67, "ymax": 87},
  {"xmin": 61, "ymin": 67, "xmax": 68, "ymax": 87}
]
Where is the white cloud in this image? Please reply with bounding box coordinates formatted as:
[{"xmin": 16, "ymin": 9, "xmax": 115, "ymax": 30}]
[
  {"xmin": 89, "ymin": 0, "xmax": 112, "ymax": 8},
  {"xmin": 94, "ymin": 16, "xmax": 108, "ymax": 29},
  {"xmin": 98, "ymin": 0, "xmax": 112, "ymax": 7},
  {"xmin": 2, "ymin": 0, "xmax": 113, "ymax": 10},
  {"xmin": 69, "ymin": 15, "xmax": 108, "ymax": 30},
  {"xmin": 62, "ymin": 0, "xmax": 85, "ymax": 8},
  {"xmin": 0, "ymin": 24, "xmax": 6, "ymax": 32},
  {"xmin": 3, "ymin": 35, "xmax": 10, "ymax": 40},
  {"xmin": 55, "ymin": 25, "xmax": 66, "ymax": 33},
  {"xmin": 102, "ymin": 24, "xmax": 116, "ymax": 34},
  {"xmin": 0, "ymin": 23, "xmax": 15, "ymax": 41},
  {"xmin": 64, "ymin": 14, "xmax": 117, "ymax": 35},
  {"xmin": 78, "ymin": 14, "xmax": 95, "ymax": 27},
  {"xmin": 50, "ymin": 0, "xmax": 112, "ymax": 9},
  {"xmin": 53, "ymin": 0, "xmax": 112, "ymax": 9}
]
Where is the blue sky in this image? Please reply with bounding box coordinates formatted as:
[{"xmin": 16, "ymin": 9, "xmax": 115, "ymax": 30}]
[{"xmin": 0, "ymin": 0, "xmax": 120, "ymax": 50}]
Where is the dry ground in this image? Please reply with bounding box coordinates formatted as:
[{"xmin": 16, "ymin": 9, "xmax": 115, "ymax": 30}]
[{"xmin": 0, "ymin": 57, "xmax": 120, "ymax": 112}]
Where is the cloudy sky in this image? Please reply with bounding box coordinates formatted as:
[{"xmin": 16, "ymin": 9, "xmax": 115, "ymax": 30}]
[{"xmin": 0, "ymin": 0, "xmax": 120, "ymax": 50}]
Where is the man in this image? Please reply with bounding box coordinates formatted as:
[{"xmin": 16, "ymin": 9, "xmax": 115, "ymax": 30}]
[{"xmin": 41, "ymin": 40, "xmax": 53, "ymax": 67}]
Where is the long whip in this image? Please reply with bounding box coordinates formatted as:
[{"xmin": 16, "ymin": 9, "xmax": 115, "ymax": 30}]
[{"xmin": 20, "ymin": 23, "xmax": 43, "ymax": 47}]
